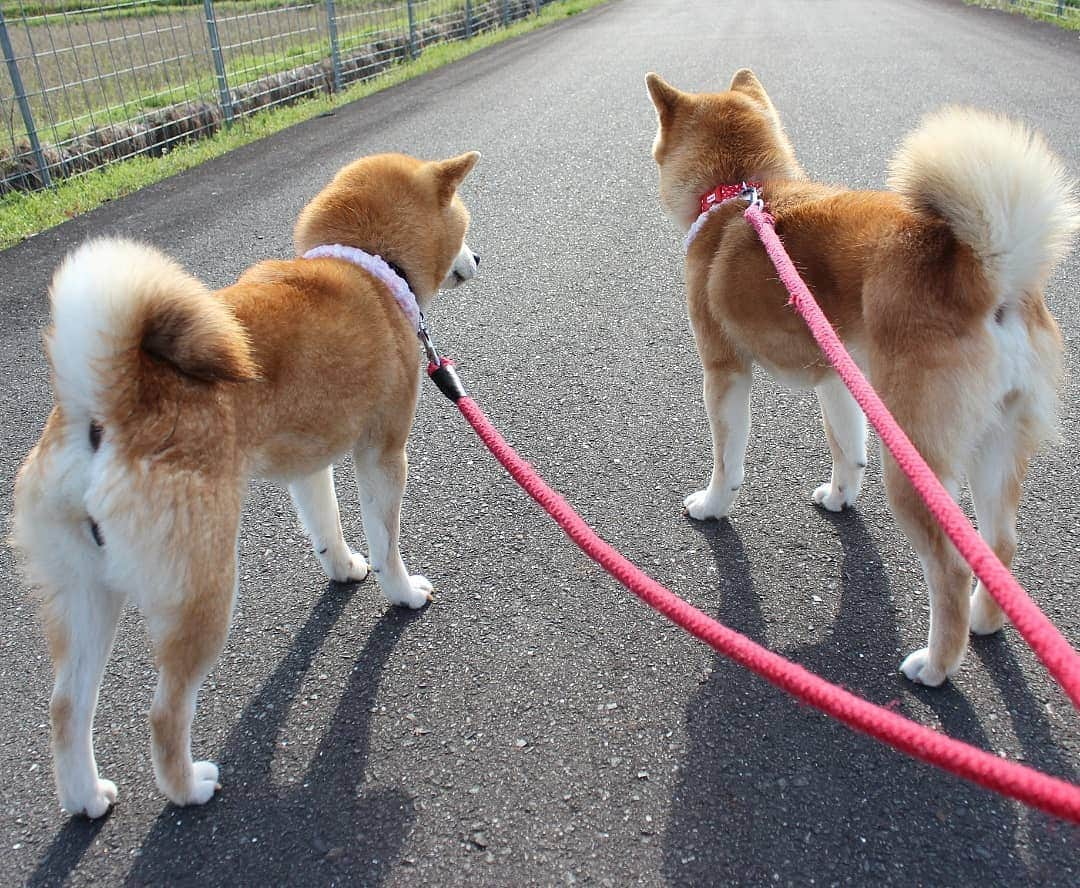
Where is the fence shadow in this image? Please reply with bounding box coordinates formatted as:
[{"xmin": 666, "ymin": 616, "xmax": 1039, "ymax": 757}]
[
  {"xmin": 28, "ymin": 581, "xmax": 422, "ymax": 887},
  {"xmin": 661, "ymin": 510, "xmax": 1052, "ymax": 886}
]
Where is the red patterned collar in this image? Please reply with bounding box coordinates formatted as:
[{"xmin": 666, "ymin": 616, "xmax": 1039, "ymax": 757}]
[
  {"xmin": 699, "ymin": 181, "xmax": 763, "ymax": 216},
  {"xmin": 685, "ymin": 182, "xmax": 765, "ymax": 252}
]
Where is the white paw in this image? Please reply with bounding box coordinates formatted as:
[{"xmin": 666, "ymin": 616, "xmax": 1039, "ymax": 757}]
[
  {"xmin": 899, "ymin": 648, "xmax": 948, "ymax": 687},
  {"xmin": 327, "ymin": 551, "xmax": 370, "ymax": 584},
  {"xmin": 61, "ymin": 778, "xmax": 118, "ymax": 819},
  {"xmin": 970, "ymin": 589, "xmax": 1007, "ymax": 636},
  {"xmin": 812, "ymin": 482, "xmax": 851, "ymax": 512},
  {"xmin": 683, "ymin": 487, "xmax": 734, "ymax": 521},
  {"xmin": 184, "ymin": 761, "xmax": 221, "ymax": 806},
  {"xmin": 385, "ymin": 574, "xmax": 434, "ymax": 610}
]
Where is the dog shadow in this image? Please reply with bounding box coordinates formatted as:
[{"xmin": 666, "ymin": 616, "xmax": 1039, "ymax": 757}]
[
  {"xmin": 661, "ymin": 510, "xmax": 1064, "ymax": 886},
  {"xmin": 29, "ymin": 582, "xmax": 421, "ymax": 887},
  {"xmin": 25, "ymin": 817, "xmax": 108, "ymax": 888}
]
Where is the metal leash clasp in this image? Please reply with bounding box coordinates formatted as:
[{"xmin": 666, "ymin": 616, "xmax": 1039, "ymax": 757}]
[
  {"xmin": 417, "ymin": 311, "xmax": 441, "ymax": 367},
  {"xmin": 418, "ymin": 311, "xmax": 467, "ymax": 402},
  {"xmin": 739, "ymin": 182, "xmax": 763, "ymax": 211}
]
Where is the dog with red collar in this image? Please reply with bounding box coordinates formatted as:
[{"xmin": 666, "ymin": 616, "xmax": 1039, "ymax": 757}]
[{"xmin": 646, "ymin": 68, "xmax": 1078, "ymax": 689}]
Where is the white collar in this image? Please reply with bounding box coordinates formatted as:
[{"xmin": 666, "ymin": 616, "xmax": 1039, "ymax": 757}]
[
  {"xmin": 302, "ymin": 243, "xmax": 421, "ymax": 330},
  {"xmin": 683, "ymin": 196, "xmax": 743, "ymax": 253}
]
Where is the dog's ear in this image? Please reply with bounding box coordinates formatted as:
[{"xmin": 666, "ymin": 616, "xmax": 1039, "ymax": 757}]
[
  {"xmin": 646, "ymin": 73, "xmax": 687, "ymax": 129},
  {"xmin": 729, "ymin": 69, "xmax": 774, "ymax": 110},
  {"xmin": 431, "ymin": 151, "xmax": 481, "ymax": 206}
]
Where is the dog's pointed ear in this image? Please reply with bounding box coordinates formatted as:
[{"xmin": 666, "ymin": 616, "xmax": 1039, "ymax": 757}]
[
  {"xmin": 729, "ymin": 69, "xmax": 774, "ymax": 110},
  {"xmin": 431, "ymin": 151, "xmax": 481, "ymax": 206},
  {"xmin": 646, "ymin": 73, "xmax": 687, "ymax": 129}
]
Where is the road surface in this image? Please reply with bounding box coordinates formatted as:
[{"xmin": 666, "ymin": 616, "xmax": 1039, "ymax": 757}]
[{"xmin": 1, "ymin": 0, "xmax": 1077, "ymax": 884}]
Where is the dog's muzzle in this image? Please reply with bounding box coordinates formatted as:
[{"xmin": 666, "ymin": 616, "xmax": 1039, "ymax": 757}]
[{"xmin": 443, "ymin": 243, "xmax": 480, "ymax": 288}]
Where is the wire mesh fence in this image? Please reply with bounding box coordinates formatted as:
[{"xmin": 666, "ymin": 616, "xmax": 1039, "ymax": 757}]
[{"xmin": 0, "ymin": 0, "xmax": 546, "ymax": 194}]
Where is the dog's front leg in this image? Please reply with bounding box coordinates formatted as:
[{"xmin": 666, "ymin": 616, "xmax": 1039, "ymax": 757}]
[
  {"xmin": 812, "ymin": 374, "xmax": 867, "ymax": 511},
  {"xmin": 353, "ymin": 446, "xmax": 432, "ymax": 609},
  {"xmin": 289, "ymin": 466, "xmax": 369, "ymax": 583},
  {"xmin": 684, "ymin": 364, "xmax": 753, "ymax": 520}
]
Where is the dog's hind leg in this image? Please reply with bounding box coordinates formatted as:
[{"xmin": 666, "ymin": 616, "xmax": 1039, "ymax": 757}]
[
  {"xmin": 289, "ymin": 466, "xmax": 369, "ymax": 583},
  {"xmin": 134, "ymin": 484, "xmax": 243, "ymax": 807},
  {"xmin": 353, "ymin": 445, "xmax": 431, "ymax": 609},
  {"xmin": 47, "ymin": 568, "xmax": 125, "ymax": 818},
  {"xmin": 13, "ymin": 428, "xmax": 126, "ymax": 818},
  {"xmin": 812, "ymin": 374, "xmax": 867, "ymax": 512},
  {"xmin": 967, "ymin": 403, "xmax": 1040, "ymax": 637},
  {"xmin": 884, "ymin": 454, "xmax": 972, "ymax": 687},
  {"xmin": 40, "ymin": 536, "xmax": 126, "ymax": 819}
]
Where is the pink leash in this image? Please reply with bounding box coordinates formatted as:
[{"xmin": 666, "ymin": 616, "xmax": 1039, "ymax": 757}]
[{"xmin": 417, "ymin": 198, "xmax": 1080, "ymax": 820}]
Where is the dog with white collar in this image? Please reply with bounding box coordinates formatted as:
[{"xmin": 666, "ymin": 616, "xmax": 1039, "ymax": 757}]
[{"xmin": 11, "ymin": 151, "xmax": 481, "ymax": 817}]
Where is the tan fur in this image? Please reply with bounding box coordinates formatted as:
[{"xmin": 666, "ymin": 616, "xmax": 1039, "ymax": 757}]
[
  {"xmin": 11, "ymin": 151, "xmax": 480, "ymax": 816},
  {"xmin": 647, "ymin": 71, "xmax": 1078, "ymax": 687}
]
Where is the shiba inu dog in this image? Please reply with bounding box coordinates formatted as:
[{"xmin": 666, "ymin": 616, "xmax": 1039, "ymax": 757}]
[
  {"xmin": 646, "ymin": 69, "xmax": 1078, "ymax": 687},
  {"xmin": 11, "ymin": 151, "xmax": 481, "ymax": 817}
]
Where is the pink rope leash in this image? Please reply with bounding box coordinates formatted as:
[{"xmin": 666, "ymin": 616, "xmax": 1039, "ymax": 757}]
[
  {"xmin": 742, "ymin": 203, "xmax": 1080, "ymax": 710},
  {"xmin": 445, "ymin": 393, "xmax": 1080, "ymax": 822},
  {"xmin": 421, "ymin": 196, "xmax": 1080, "ymax": 820}
]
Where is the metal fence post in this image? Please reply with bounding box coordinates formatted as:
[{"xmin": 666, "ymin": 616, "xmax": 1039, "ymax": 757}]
[
  {"xmin": 1057, "ymin": 0, "xmax": 1065, "ymax": 16},
  {"xmin": 501, "ymin": 0, "xmax": 510, "ymax": 27},
  {"xmin": 0, "ymin": 8, "xmax": 51, "ymax": 188},
  {"xmin": 325, "ymin": 0, "xmax": 342, "ymax": 92},
  {"xmin": 465, "ymin": 0, "xmax": 473, "ymax": 39},
  {"xmin": 203, "ymin": 0, "xmax": 235, "ymax": 127},
  {"xmin": 406, "ymin": 0, "xmax": 418, "ymax": 59}
]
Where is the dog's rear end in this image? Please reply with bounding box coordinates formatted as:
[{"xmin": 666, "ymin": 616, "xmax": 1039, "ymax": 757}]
[
  {"xmin": 11, "ymin": 239, "xmax": 256, "ymax": 816},
  {"xmin": 877, "ymin": 108, "xmax": 1078, "ymax": 685}
]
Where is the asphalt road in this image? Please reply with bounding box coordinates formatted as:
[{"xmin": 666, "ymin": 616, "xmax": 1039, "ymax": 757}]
[{"xmin": 2, "ymin": 0, "xmax": 1079, "ymax": 885}]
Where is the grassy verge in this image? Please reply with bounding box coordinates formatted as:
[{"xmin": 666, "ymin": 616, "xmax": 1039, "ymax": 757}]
[
  {"xmin": 962, "ymin": 0, "xmax": 1080, "ymax": 30},
  {"xmin": 0, "ymin": 0, "xmax": 608, "ymax": 249}
]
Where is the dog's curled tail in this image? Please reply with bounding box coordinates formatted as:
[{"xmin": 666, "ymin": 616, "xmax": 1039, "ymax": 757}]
[
  {"xmin": 888, "ymin": 107, "xmax": 1080, "ymax": 303},
  {"xmin": 47, "ymin": 238, "xmax": 257, "ymax": 421}
]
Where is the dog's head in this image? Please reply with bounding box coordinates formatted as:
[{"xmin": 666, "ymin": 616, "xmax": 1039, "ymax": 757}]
[
  {"xmin": 645, "ymin": 70, "xmax": 803, "ymax": 230},
  {"xmin": 293, "ymin": 151, "xmax": 481, "ymax": 302}
]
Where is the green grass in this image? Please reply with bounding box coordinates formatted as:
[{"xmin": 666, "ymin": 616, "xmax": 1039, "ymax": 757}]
[
  {"xmin": 0, "ymin": 0, "xmax": 608, "ymax": 249},
  {"xmin": 963, "ymin": 0, "xmax": 1080, "ymax": 30}
]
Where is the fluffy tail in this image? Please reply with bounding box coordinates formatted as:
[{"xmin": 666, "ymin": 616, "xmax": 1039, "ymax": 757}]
[
  {"xmin": 46, "ymin": 238, "xmax": 256, "ymax": 422},
  {"xmin": 888, "ymin": 107, "xmax": 1080, "ymax": 304}
]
